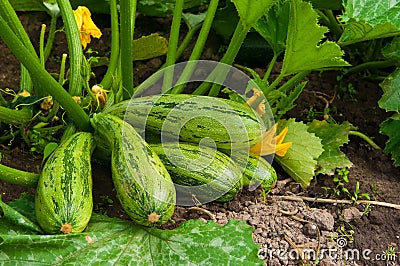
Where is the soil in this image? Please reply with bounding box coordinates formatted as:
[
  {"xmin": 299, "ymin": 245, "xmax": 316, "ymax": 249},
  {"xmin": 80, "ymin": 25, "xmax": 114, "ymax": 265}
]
[{"xmin": 1, "ymin": 12, "xmax": 400, "ymax": 266}]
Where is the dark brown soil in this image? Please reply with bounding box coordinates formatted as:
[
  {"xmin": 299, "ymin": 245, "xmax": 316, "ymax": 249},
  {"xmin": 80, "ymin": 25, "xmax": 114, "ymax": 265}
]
[{"xmin": 1, "ymin": 12, "xmax": 399, "ymax": 266}]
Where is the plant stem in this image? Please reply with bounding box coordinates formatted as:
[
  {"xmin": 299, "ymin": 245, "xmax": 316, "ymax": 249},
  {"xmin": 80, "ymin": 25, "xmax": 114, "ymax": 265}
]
[
  {"xmin": 0, "ymin": 16, "xmax": 91, "ymax": 131},
  {"xmin": 324, "ymin": 10, "xmax": 342, "ymax": 38},
  {"xmin": 344, "ymin": 58, "xmax": 399, "ymax": 76},
  {"xmin": 170, "ymin": 0, "xmax": 219, "ymax": 94},
  {"xmin": 39, "ymin": 24, "xmax": 46, "ymax": 67},
  {"xmin": 120, "ymin": 0, "xmax": 136, "ymax": 99},
  {"xmin": 0, "ymin": 1, "xmax": 37, "ymax": 94},
  {"xmin": 0, "ymin": 163, "xmax": 39, "ymax": 188},
  {"xmin": 0, "ymin": 106, "xmax": 32, "ymax": 124},
  {"xmin": 100, "ymin": 0, "xmax": 119, "ymax": 90},
  {"xmin": 263, "ymin": 53, "xmax": 279, "ymax": 82},
  {"xmin": 175, "ymin": 23, "xmax": 202, "ymax": 60},
  {"xmin": 163, "ymin": 0, "xmax": 185, "ymax": 92},
  {"xmin": 44, "ymin": 14, "xmax": 59, "ymax": 62},
  {"xmin": 348, "ymin": 130, "xmax": 381, "ymax": 149},
  {"xmin": 194, "ymin": 20, "xmax": 251, "ymax": 96},
  {"xmin": 277, "ymin": 70, "xmax": 311, "ymax": 94},
  {"xmin": 57, "ymin": 0, "xmax": 84, "ymax": 96}
]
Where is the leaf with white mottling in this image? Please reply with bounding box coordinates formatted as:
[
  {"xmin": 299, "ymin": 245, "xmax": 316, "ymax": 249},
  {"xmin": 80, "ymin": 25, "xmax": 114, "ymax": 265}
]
[
  {"xmin": 339, "ymin": 0, "xmax": 400, "ymax": 45},
  {"xmin": 275, "ymin": 119, "xmax": 324, "ymax": 187},
  {"xmin": 0, "ymin": 196, "xmax": 263, "ymax": 265}
]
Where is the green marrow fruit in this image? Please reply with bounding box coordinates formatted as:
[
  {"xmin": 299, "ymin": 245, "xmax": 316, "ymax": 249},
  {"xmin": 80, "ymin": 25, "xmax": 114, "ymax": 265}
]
[
  {"xmin": 90, "ymin": 113, "xmax": 176, "ymax": 226},
  {"xmin": 35, "ymin": 132, "xmax": 95, "ymax": 234},
  {"xmin": 0, "ymin": 163, "xmax": 39, "ymax": 188},
  {"xmin": 103, "ymin": 94, "xmax": 265, "ymax": 150},
  {"xmin": 150, "ymin": 142, "xmax": 243, "ymax": 204},
  {"xmin": 232, "ymin": 153, "xmax": 277, "ymax": 192}
]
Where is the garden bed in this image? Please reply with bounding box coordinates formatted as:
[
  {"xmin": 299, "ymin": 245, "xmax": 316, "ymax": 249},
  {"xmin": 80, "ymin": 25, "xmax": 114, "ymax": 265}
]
[{"xmin": 1, "ymin": 11, "xmax": 400, "ymax": 266}]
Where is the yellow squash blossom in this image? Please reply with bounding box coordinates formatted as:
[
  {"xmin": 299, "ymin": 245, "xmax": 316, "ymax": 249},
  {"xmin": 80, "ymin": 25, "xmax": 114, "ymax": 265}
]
[
  {"xmin": 73, "ymin": 6, "xmax": 102, "ymax": 49},
  {"xmin": 246, "ymin": 88, "xmax": 292, "ymax": 157},
  {"xmin": 250, "ymin": 123, "xmax": 292, "ymax": 157}
]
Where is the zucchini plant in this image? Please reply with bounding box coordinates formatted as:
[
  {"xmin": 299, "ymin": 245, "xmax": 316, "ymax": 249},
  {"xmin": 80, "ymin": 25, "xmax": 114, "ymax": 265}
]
[{"xmin": 0, "ymin": 0, "xmax": 398, "ymax": 264}]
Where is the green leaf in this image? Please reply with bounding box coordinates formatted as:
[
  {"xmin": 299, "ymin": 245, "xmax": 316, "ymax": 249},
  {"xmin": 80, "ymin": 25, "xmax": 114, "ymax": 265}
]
[
  {"xmin": 339, "ymin": 20, "xmax": 400, "ymax": 45},
  {"xmin": 339, "ymin": 0, "xmax": 400, "ymax": 45},
  {"xmin": 0, "ymin": 196, "xmax": 263, "ymax": 265},
  {"xmin": 232, "ymin": 0, "xmax": 277, "ymax": 27},
  {"xmin": 132, "ymin": 33, "xmax": 168, "ymax": 61},
  {"xmin": 274, "ymin": 119, "xmax": 324, "ymax": 187},
  {"xmin": 382, "ymin": 37, "xmax": 400, "ymax": 59},
  {"xmin": 0, "ymin": 196, "xmax": 42, "ymax": 235},
  {"xmin": 281, "ymin": 0, "xmax": 350, "ymax": 76},
  {"xmin": 341, "ymin": 0, "xmax": 400, "ymax": 28},
  {"xmin": 182, "ymin": 12, "xmax": 206, "ymax": 29},
  {"xmin": 42, "ymin": 142, "xmax": 58, "ymax": 163},
  {"xmin": 380, "ymin": 113, "xmax": 400, "ymax": 166},
  {"xmin": 253, "ymin": 0, "xmax": 290, "ymax": 56},
  {"xmin": 307, "ymin": 120, "xmax": 352, "ymax": 175},
  {"xmin": 378, "ymin": 68, "xmax": 400, "ymax": 112}
]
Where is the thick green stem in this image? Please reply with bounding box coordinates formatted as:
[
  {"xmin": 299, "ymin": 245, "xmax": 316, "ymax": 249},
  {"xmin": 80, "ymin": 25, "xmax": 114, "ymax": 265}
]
[
  {"xmin": 0, "ymin": 16, "xmax": 91, "ymax": 131},
  {"xmin": 0, "ymin": 163, "xmax": 39, "ymax": 188},
  {"xmin": 0, "ymin": 106, "xmax": 32, "ymax": 124},
  {"xmin": 120, "ymin": 0, "xmax": 136, "ymax": 99},
  {"xmin": 349, "ymin": 131, "xmax": 381, "ymax": 150},
  {"xmin": 39, "ymin": 24, "xmax": 46, "ymax": 67},
  {"xmin": 57, "ymin": 0, "xmax": 84, "ymax": 96},
  {"xmin": 344, "ymin": 58, "xmax": 399, "ymax": 75},
  {"xmin": 163, "ymin": 0, "xmax": 185, "ymax": 92},
  {"xmin": 324, "ymin": 10, "xmax": 342, "ymax": 38},
  {"xmin": 100, "ymin": 0, "xmax": 119, "ymax": 90},
  {"xmin": 170, "ymin": 0, "xmax": 219, "ymax": 94},
  {"xmin": 193, "ymin": 20, "xmax": 251, "ymax": 96}
]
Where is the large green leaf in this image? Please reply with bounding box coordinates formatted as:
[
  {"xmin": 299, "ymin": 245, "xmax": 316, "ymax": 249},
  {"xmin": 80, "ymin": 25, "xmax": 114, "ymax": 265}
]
[
  {"xmin": 231, "ymin": 0, "xmax": 277, "ymax": 27},
  {"xmin": 253, "ymin": 0, "xmax": 290, "ymax": 56},
  {"xmin": 275, "ymin": 119, "xmax": 324, "ymax": 187},
  {"xmin": 379, "ymin": 68, "xmax": 400, "ymax": 112},
  {"xmin": 281, "ymin": 0, "xmax": 349, "ymax": 76},
  {"xmin": 307, "ymin": 120, "xmax": 352, "ymax": 175},
  {"xmin": 380, "ymin": 113, "xmax": 400, "ymax": 166},
  {"xmin": 339, "ymin": 0, "xmax": 400, "ymax": 45},
  {"xmin": 0, "ymin": 196, "xmax": 263, "ymax": 265}
]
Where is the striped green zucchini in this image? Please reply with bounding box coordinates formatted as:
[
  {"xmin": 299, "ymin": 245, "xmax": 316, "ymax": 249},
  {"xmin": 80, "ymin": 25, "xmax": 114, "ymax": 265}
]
[
  {"xmin": 232, "ymin": 153, "xmax": 277, "ymax": 192},
  {"xmin": 90, "ymin": 113, "xmax": 176, "ymax": 226},
  {"xmin": 35, "ymin": 132, "xmax": 95, "ymax": 234},
  {"xmin": 150, "ymin": 142, "xmax": 243, "ymax": 204},
  {"xmin": 103, "ymin": 94, "xmax": 265, "ymax": 150}
]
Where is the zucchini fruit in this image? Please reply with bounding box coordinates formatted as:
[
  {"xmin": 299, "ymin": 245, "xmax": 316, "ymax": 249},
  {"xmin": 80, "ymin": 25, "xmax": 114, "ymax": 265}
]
[
  {"xmin": 150, "ymin": 142, "xmax": 243, "ymax": 204},
  {"xmin": 104, "ymin": 94, "xmax": 265, "ymax": 150},
  {"xmin": 90, "ymin": 113, "xmax": 176, "ymax": 226},
  {"xmin": 232, "ymin": 153, "xmax": 277, "ymax": 192},
  {"xmin": 35, "ymin": 132, "xmax": 95, "ymax": 234}
]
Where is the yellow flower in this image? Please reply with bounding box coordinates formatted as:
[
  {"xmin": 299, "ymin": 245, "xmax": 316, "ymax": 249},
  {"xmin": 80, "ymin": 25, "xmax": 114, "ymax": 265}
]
[
  {"xmin": 73, "ymin": 6, "xmax": 102, "ymax": 49},
  {"xmin": 250, "ymin": 123, "xmax": 292, "ymax": 157},
  {"xmin": 91, "ymin": 84, "xmax": 108, "ymax": 108}
]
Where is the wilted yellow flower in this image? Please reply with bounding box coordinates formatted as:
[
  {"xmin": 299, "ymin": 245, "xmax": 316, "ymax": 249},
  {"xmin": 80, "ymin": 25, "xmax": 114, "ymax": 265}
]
[
  {"xmin": 73, "ymin": 6, "xmax": 102, "ymax": 49},
  {"xmin": 18, "ymin": 90, "xmax": 31, "ymax": 97},
  {"xmin": 250, "ymin": 123, "xmax": 292, "ymax": 157},
  {"xmin": 91, "ymin": 84, "xmax": 108, "ymax": 108},
  {"xmin": 41, "ymin": 97, "xmax": 53, "ymax": 111},
  {"xmin": 246, "ymin": 88, "xmax": 265, "ymax": 116}
]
